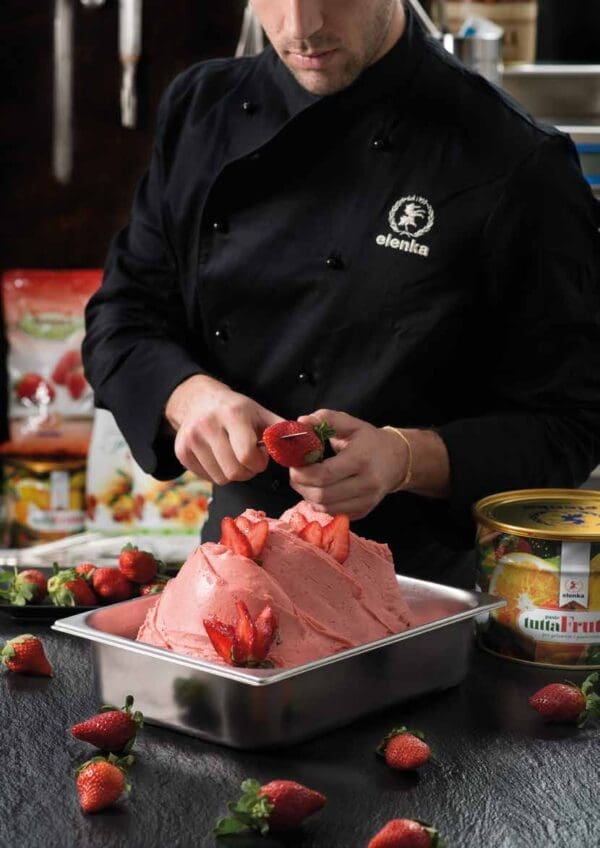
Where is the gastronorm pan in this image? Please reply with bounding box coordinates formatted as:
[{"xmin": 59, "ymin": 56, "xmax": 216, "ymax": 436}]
[{"xmin": 53, "ymin": 576, "xmax": 504, "ymax": 749}]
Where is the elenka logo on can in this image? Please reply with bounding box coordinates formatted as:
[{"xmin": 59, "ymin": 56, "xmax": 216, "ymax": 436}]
[{"xmin": 375, "ymin": 196, "xmax": 434, "ymax": 258}]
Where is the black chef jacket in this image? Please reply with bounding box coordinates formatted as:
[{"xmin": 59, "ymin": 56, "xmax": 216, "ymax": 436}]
[{"xmin": 83, "ymin": 8, "xmax": 600, "ymax": 588}]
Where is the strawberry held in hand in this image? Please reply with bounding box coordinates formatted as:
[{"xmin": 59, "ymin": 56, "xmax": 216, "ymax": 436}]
[
  {"xmin": 71, "ymin": 694, "xmax": 143, "ymax": 754},
  {"xmin": 1, "ymin": 634, "xmax": 52, "ymax": 676},
  {"xmin": 0, "ymin": 568, "xmax": 47, "ymax": 605},
  {"xmin": 528, "ymin": 672, "xmax": 600, "ymax": 725},
  {"xmin": 76, "ymin": 754, "xmax": 133, "ymax": 814},
  {"xmin": 204, "ymin": 600, "xmax": 278, "ymax": 668},
  {"xmin": 368, "ymin": 819, "xmax": 444, "ymax": 848},
  {"xmin": 118, "ymin": 544, "xmax": 159, "ymax": 584},
  {"xmin": 214, "ymin": 778, "xmax": 326, "ymax": 836},
  {"xmin": 262, "ymin": 420, "xmax": 335, "ymax": 468},
  {"xmin": 377, "ymin": 726, "xmax": 432, "ymax": 771}
]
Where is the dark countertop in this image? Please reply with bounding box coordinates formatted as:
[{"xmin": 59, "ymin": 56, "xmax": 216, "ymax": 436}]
[{"xmin": 1, "ymin": 615, "xmax": 598, "ymax": 848}]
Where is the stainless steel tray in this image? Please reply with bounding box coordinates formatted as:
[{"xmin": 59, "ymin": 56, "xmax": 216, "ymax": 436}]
[{"xmin": 53, "ymin": 576, "xmax": 504, "ymax": 749}]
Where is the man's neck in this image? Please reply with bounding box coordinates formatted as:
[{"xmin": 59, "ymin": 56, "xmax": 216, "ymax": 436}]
[{"xmin": 370, "ymin": 0, "xmax": 407, "ymax": 67}]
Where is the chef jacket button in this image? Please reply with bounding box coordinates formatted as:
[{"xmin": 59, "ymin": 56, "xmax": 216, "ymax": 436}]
[
  {"xmin": 371, "ymin": 137, "xmax": 388, "ymax": 151},
  {"xmin": 326, "ymin": 254, "xmax": 344, "ymax": 270},
  {"xmin": 242, "ymin": 100, "xmax": 257, "ymax": 114},
  {"xmin": 212, "ymin": 220, "xmax": 228, "ymax": 233},
  {"xmin": 297, "ymin": 370, "xmax": 313, "ymax": 384},
  {"xmin": 214, "ymin": 327, "xmax": 229, "ymax": 342},
  {"xmin": 270, "ymin": 479, "xmax": 281, "ymax": 492}
]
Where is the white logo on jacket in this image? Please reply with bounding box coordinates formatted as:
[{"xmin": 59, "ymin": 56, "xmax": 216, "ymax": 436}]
[{"xmin": 376, "ymin": 195, "xmax": 434, "ymax": 258}]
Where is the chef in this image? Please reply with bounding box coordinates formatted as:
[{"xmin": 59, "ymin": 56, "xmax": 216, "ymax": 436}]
[{"xmin": 83, "ymin": 0, "xmax": 600, "ymax": 588}]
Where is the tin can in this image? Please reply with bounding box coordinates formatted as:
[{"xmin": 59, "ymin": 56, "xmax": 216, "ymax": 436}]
[
  {"xmin": 474, "ymin": 489, "xmax": 600, "ymax": 668},
  {"xmin": 4, "ymin": 458, "xmax": 86, "ymax": 547}
]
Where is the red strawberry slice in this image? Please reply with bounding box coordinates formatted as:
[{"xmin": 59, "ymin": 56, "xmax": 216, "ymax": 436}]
[
  {"xmin": 254, "ymin": 606, "xmax": 277, "ymax": 660},
  {"xmin": 234, "ymin": 516, "xmax": 269, "ymax": 558},
  {"xmin": 203, "ymin": 618, "xmax": 236, "ymax": 664},
  {"xmin": 288, "ymin": 512, "xmax": 308, "ymax": 533},
  {"xmin": 234, "ymin": 600, "xmax": 256, "ymax": 662},
  {"xmin": 220, "ymin": 517, "xmax": 253, "ymax": 558},
  {"xmin": 204, "ymin": 602, "xmax": 278, "ymax": 667},
  {"xmin": 322, "ymin": 514, "xmax": 350, "ymax": 563},
  {"xmin": 299, "ymin": 521, "xmax": 323, "ymax": 548}
]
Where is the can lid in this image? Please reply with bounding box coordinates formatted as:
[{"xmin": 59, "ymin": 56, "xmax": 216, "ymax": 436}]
[{"xmin": 474, "ymin": 488, "xmax": 600, "ymax": 541}]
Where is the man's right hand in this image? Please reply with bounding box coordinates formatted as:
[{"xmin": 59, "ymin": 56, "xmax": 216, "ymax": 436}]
[{"xmin": 165, "ymin": 374, "xmax": 282, "ymax": 485}]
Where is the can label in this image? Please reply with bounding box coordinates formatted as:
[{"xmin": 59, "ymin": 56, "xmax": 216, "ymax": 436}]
[
  {"xmin": 476, "ymin": 528, "xmax": 600, "ymax": 667},
  {"xmin": 4, "ymin": 460, "xmax": 86, "ymax": 547}
]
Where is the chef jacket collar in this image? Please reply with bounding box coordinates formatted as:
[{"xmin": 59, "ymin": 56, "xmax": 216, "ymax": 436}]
[{"xmin": 268, "ymin": 1, "xmax": 424, "ymax": 118}]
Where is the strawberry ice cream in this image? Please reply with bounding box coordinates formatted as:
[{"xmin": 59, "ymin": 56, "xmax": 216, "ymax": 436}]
[{"xmin": 136, "ymin": 501, "xmax": 413, "ymax": 668}]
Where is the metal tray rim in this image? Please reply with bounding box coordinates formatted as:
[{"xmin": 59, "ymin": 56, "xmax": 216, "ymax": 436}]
[{"xmin": 53, "ymin": 576, "xmax": 505, "ymax": 686}]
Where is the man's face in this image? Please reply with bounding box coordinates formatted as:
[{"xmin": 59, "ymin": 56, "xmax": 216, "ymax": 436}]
[{"xmin": 251, "ymin": 0, "xmax": 404, "ymax": 96}]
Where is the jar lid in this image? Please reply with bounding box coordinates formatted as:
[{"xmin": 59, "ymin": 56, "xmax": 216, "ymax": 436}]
[{"xmin": 473, "ymin": 488, "xmax": 600, "ymax": 541}]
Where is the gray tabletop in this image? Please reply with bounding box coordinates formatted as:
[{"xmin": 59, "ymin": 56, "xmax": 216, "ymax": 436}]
[{"xmin": 0, "ymin": 615, "xmax": 597, "ymax": 848}]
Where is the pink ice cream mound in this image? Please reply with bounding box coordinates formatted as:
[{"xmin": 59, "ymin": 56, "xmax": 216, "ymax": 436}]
[{"xmin": 136, "ymin": 501, "xmax": 413, "ymax": 669}]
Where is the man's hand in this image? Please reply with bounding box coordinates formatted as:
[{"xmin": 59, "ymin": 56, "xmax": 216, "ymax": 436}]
[
  {"xmin": 165, "ymin": 374, "xmax": 282, "ymax": 485},
  {"xmin": 289, "ymin": 410, "xmax": 410, "ymax": 520},
  {"xmin": 289, "ymin": 409, "xmax": 451, "ymax": 520}
]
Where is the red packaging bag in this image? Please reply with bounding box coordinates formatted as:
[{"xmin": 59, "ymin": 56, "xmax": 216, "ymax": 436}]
[{"xmin": 1, "ymin": 269, "xmax": 102, "ymax": 457}]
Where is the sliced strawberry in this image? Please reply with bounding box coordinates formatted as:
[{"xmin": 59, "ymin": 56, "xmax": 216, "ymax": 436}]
[
  {"xmin": 234, "ymin": 515, "xmax": 269, "ymax": 558},
  {"xmin": 203, "ymin": 618, "xmax": 236, "ymax": 664},
  {"xmin": 220, "ymin": 517, "xmax": 253, "ymax": 558},
  {"xmin": 299, "ymin": 521, "xmax": 323, "ymax": 548},
  {"xmin": 253, "ymin": 606, "xmax": 277, "ymax": 661},
  {"xmin": 234, "ymin": 600, "xmax": 256, "ymax": 662},
  {"xmin": 288, "ymin": 512, "xmax": 308, "ymax": 533},
  {"xmin": 322, "ymin": 514, "xmax": 350, "ymax": 563},
  {"xmin": 51, "ymin": 349, "xmax": 82, "ymax": 385}
]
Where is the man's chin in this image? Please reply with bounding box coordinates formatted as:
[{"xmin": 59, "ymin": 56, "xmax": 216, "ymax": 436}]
[{"xmin": 287, "ymin": 66, "xmax": 359, "ymax": 96}]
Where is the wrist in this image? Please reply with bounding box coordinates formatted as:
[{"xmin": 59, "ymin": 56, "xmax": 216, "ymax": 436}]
[
  {"xmin": 165, "ymin": 374, "xmax": 227, "ymax": 431},
  {"xmin": 381, "ymin": 426, "xmax": 413, "ymax": 492},
  {"xmin": 381, "ymin": 426, "xmax": 451, "ymax": 499}
]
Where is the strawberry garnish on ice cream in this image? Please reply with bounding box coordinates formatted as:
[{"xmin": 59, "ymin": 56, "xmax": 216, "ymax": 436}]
[
  {"xmin": 291, "ymin": 511, "xmax": 350, "ymax": 563},
  {"xmin": 204, "ymin": 600, "xmax": 278, "ymax": 668},
  {"xmin": 220, "ymin": 515, "xmax": 269, "ymax": 561},
  {"xmin": 261, "ymin": 420, "xmax": 335, "ymax": 467}
]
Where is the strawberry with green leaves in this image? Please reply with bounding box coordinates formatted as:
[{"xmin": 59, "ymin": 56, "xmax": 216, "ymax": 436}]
[
  {"xmin": 71, "ymin": 694, "xmax": 143, "ymax": 753},
  {"xmin": 48, "ymin": 564, "xmax": 97, "ymax": 606},
  {"xmin": 529, "ymin": 672, "xmax": 600, "ymax": 725},
  {"xmin": 214, "ymin": 778, "xmax": 326, "ymax": 835},
  {"xmin": 118, "ymin": 544, "xmax": 159, "ymax": 584},
  {"xmin": 376, "ymin": 726, "xmax": 432, "ymax": 771},
  {"xmin": 368, "ymin": 819, "xmax": 444, "ymax": 848},
  {"xmin": 1, "ymin": 634, "xmax": 53, "ymax": 676},
  {"xmin": 0, "ymin": 567, "xmax": 47, "ymax": 605},
  {"xmin": 76, "ymin": 754, "xmax": 133, "ymax": 814},
  {"xmin": 262, "ymin": 420, "xmax": 335, "ymax": 468},
  {"xmin": 204, "ymin": 600, "xmax": 278, "ymax": 668}
]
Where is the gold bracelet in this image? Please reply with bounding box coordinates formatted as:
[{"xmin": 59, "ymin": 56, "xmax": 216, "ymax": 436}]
[{"xmin": 382, "ymin": 426, "xmax": 413, "ymax": 492}]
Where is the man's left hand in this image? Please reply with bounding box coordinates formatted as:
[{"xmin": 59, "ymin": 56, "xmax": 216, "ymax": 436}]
[{"xmin": 289, "ymin": 409, "xmax": 409, "ymax": 520}]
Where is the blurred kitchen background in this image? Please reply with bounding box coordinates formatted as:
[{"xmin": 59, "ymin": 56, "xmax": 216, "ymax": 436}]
[{"xmin": 1, "ymin": 0, "xmax": 600, "ymax": 560}]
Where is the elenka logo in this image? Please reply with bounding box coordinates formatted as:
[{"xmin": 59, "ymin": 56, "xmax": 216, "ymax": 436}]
[{"xmin": 375, "ymin": 195, "xmax": 435, "ymax": 259}]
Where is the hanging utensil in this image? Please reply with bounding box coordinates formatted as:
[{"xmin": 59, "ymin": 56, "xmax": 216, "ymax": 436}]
[
  {"xmin": 235, "ymin": 2, "xmax": 264, "ymax": 58},
  {"xmin": 119, "ymin": 0, "xmax": 142, "ymax": 128},
  {"xmin": 52, "ymin": 0, "xmax": 74, "ymax": 184}
]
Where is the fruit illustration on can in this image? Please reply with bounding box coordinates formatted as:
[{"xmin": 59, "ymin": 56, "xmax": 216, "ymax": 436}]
[{"xmin": 474, "ymin": 490, "xmax": 600, "ymax": 668}]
